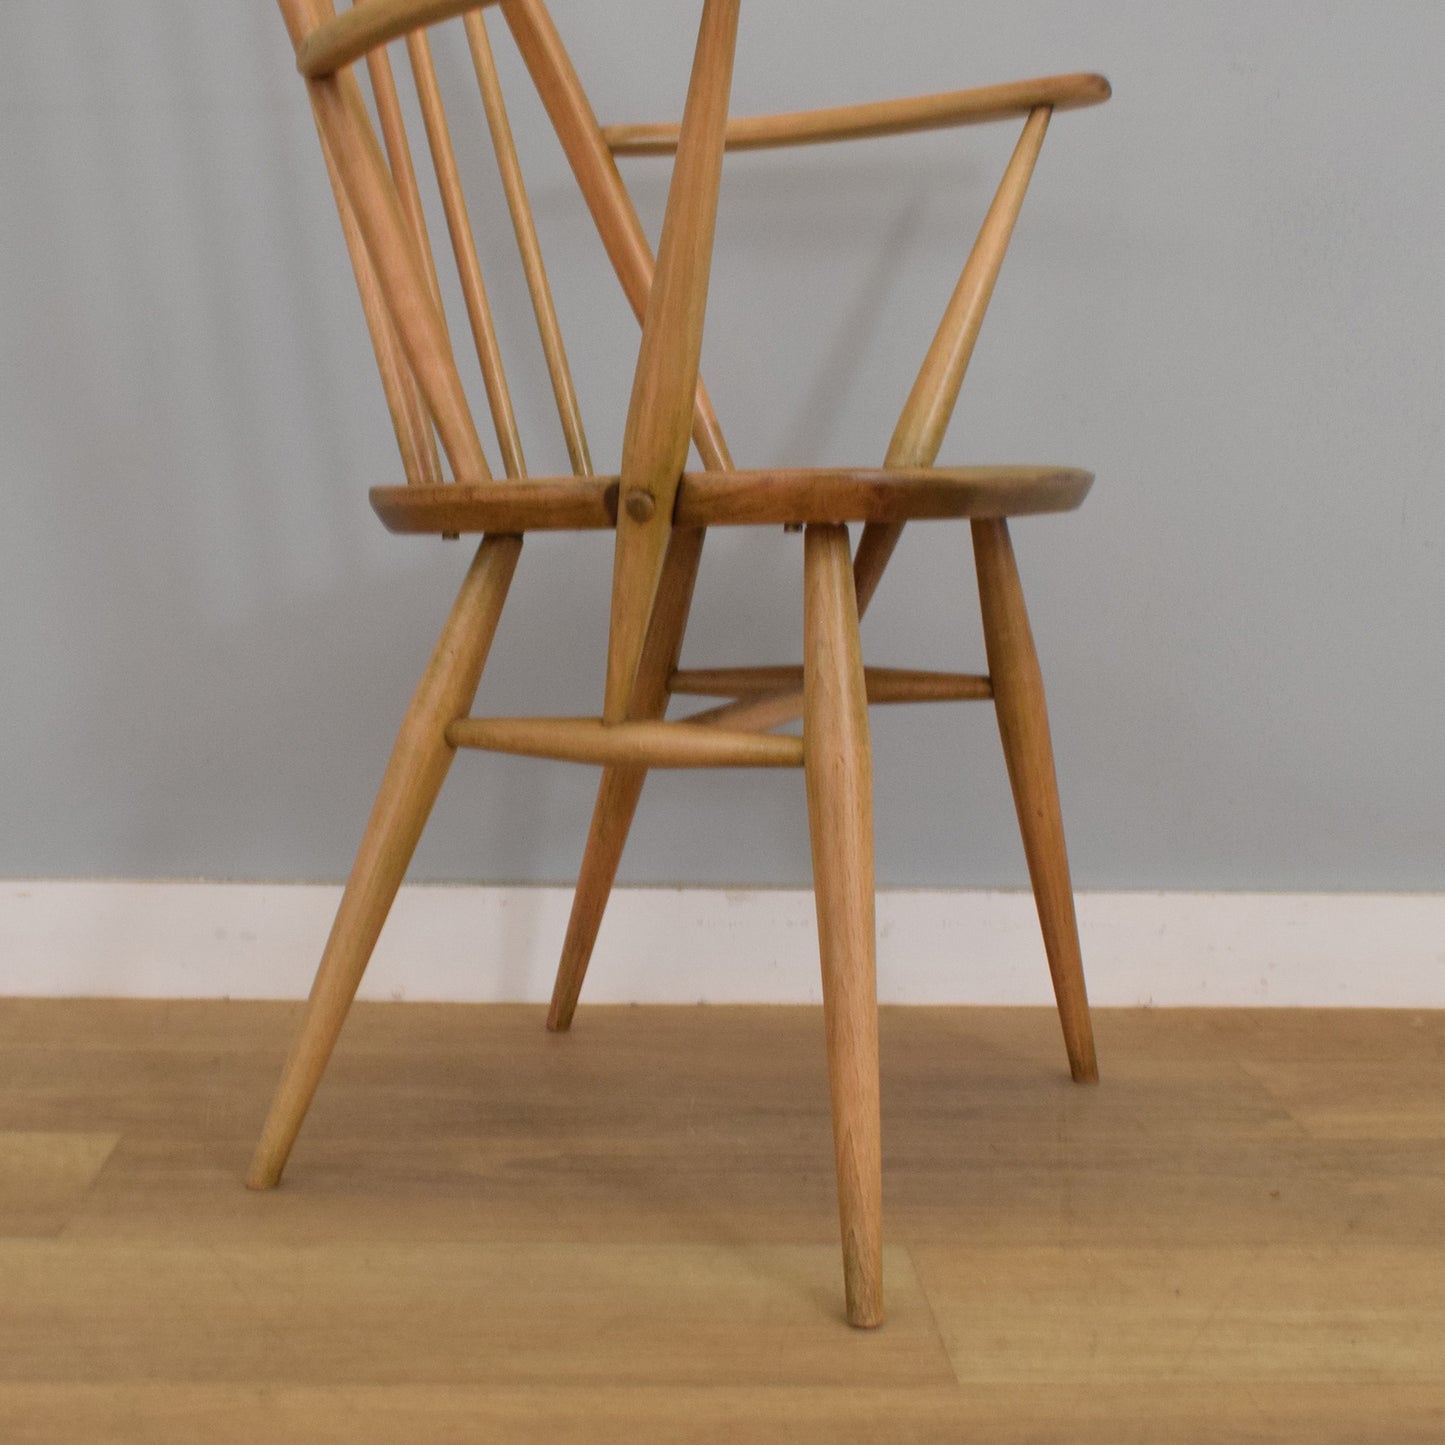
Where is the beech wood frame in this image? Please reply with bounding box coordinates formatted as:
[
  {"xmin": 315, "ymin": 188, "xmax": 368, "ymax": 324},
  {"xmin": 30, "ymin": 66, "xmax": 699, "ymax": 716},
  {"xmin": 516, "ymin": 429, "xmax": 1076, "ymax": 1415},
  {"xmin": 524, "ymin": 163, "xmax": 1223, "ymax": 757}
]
[{"xmin": 252, "ymin": 0, "xmax": 1108, "ymax": 1329}]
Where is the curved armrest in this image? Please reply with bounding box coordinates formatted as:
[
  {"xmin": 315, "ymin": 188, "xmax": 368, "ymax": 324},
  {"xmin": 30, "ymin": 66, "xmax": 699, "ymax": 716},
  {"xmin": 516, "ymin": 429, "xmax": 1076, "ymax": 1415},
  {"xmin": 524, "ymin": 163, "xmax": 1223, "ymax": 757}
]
[{"xmin": 603, "ymin": 71, "xmax": 1109, "ymax": 156}]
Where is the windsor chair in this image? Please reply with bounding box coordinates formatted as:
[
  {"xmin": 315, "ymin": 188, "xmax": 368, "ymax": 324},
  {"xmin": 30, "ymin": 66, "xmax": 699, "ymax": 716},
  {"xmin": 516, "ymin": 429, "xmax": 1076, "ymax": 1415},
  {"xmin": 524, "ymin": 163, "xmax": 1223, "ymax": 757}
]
[{"xmin": 251, "ymin": 0, "xmax": 1110, "ymax": 1328}]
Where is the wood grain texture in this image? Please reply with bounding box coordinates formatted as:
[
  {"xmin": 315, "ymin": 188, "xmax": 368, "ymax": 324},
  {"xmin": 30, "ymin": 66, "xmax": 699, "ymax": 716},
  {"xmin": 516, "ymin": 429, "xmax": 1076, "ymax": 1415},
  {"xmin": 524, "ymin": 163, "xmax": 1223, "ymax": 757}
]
[
  {"xmin": 296, "ymin": 0, "xmax": 503, "ymax": 78},
  {"xmin": 502, "ymin": 0, "xmax": 734, "ymax": 473},
  {"xmin": 605, "ymin": 0, "xmax": 739, "ymax": 721},
  {"xmin": 365, "ymin": 40, "xmax": 448, "ymax": 321},
  {"xmin": 915, "ymin": 1242, "xmax": 1445, "ymax": 1385},
  {"xmin": 370, "ymin": 477, "xmax": 618, "ymax": 533},
  {"xmin": 803, "ymin": 525, "xmax": 883, "ymax": 1328},
  {"xmin": 674, "ymin": 103, "xmax": 1061, "ymax": 730},
  {"xmin": 4, "ymin": 1382, "xmax": 1445, "ymax": 1445},
  {"xmin": 368, "ymin": 466, "xmax": 1090, "ymax": 534},
  {"xmin": 445, "ymin": 715, "xmax": 803, "ymax": 768},
  {"xmin": 9, "ymin": 998, "xmax": 1441, "ymax": 1438},
  {"xmin": 269, "ymin": 0, "xmax": 1112, "ymax": 1346},
  {"xmin": 247, "ymin": 535, "xmax": 521, "ymax": 1189},
  {"xmin": 886, "ymin": 106, "xmax": 1052, "ymax": 471},
  {"xmin": 604, "ymin": 72, "xmax": 1110, "ymax": 155},
  {"xmin": 316, "ymin": 113, "xmax": 441, "ymax": 486},
  {"xmin": 548, "ymin": 527, "xmax": 706, "ymax": 1031},
  {"xmin": 0, "ymin": 1132, "xmax": 118, "ymax": 1237},
  {"xmin": 465, "ymin": 9, "xmax": 592, "ymax": 476},
  {"xmin": 670, "ymin": 666, "xmax": 992, "ymax": 703},
  {"xmin": 676, "ymin": 464, "xmax": 1090, "ymax": 527},
  {"xmin": 302, "ymin": 41, "xmax": 492, "ymax": 481},
  {"xmin": 973, "ymin": 518, "xmax": 1096, "ymax": 1083},
  {"xmin": 406, "ymin": 29, "xmax": 527, "ymax": 477}
]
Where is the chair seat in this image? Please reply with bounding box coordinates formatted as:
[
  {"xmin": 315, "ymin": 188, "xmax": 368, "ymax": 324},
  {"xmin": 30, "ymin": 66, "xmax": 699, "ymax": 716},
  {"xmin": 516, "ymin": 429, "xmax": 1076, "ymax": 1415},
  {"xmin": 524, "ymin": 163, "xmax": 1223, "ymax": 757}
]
[{"xmin": 370, "ymin": 464, "xmax": 1092, "ymax": 534}]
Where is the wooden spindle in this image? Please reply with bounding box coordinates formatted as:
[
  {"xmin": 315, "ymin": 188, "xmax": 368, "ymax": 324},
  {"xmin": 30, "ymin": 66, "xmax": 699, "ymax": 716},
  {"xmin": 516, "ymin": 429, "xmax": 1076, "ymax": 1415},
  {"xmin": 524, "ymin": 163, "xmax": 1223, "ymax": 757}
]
[
  {"xmin": 365, "ymin": 40, "xmax": 449, "ymax": 322},
  {"xmin": 502, "ymin": 0, "xmax": 733, "ymax": 473},
  {"xmin": 465, "ymin": 10, "xmax": 592, "ymax": 477},
  {"xmin": 317, "ymin": 119, "xmax": 441, "ymax": 486},
  {"xmin": 406, "ymin": 29, "xmax": 527, "ymax": 478},
  {"xmin": 305, "ymin": 54, "xmax": 492, "ymax": 481}
]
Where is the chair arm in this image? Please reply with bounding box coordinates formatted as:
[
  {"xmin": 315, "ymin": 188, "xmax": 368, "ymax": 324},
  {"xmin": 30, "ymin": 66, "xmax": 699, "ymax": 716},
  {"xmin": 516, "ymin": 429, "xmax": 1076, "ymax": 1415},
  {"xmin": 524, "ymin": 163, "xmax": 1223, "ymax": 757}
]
[{"xmin": 603, "ymin": 72, "xmax": 1109, "ymax": 156}]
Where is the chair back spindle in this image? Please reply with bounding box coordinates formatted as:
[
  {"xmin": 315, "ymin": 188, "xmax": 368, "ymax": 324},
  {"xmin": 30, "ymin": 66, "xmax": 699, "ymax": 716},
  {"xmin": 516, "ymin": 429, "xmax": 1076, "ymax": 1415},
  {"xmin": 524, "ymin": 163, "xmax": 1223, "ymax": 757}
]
[
  {"xmin": 465, "ymin": 10, "xmax": 592, "ymax": 476},
  {"xmin": 278, "ymin": 0, "xmax": 624, "ymax": 488}
]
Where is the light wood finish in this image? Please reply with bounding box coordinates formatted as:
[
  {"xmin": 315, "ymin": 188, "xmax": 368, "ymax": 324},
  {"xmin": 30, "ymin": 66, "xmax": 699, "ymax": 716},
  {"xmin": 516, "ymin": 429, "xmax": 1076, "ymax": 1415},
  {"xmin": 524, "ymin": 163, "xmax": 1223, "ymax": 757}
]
[
  {"xmin": 247, "ymin": 534, "xmax": 521, "ymax": 1189},
  {"xmin": 371, "ymin": 476, "xmax": 619, "ymax": 533},
  {"xmin": 685, "ymin": 685, "xmax": 829, "ymax": 735},
  {"xmin": 887, "ymin": 107, "xmax": 1052, "ymax": 471},
  {"xmin": 317, "ymin": 122, "xmax": 441, "ymax": 486},
  {"xmin": 502, "ymin": 0, "xmax": 735, "ymax": 474},
  {"xmin": 446, "ymin": 715, "xmax": 803, "ymax": 769},
  {"xmin": 264, "ymin": 0, "xmax": 1110, "ymax": 1325},
  {"xmin": 548, "ymin": 527, "xmax": 705, "ymax": 1032},
  {"xmin": 370, "ymin": 465, "xmax": 1090, "ymax": 535},
  {"xmin": 6, "ymin": 1001, "xmax": 1445, "ymax": 1438},
  {"xmin": 0, "ymin": 1132, "xmax": 118, "ymax": 1237},
  {"xmin": 973, "ymin": 518, "xmax": 1096, "ymax": 1083},
  {"xmin": 681, "ymin": 105, "xmax": 1060, "ymax": 729},
  {"xmin": 803, "ymin": 524, "xmax": 883, "ymax": 1328},
  {"xmin": 604, "ymin": 72, "xmax": 1111, "ymax": 155},
  {"xmin": 676, "ymin": 463, "xmax": 1089, "ymax": 527},
  {"xmin": 844, "ymin": 105, "xmax": 1054, "ymax": 640},
  {"xmin": 604, "ymin": 0, "xmax": 739, "ymax": 722},
  {"xmin": 672, "ymin": 666, "xmax": 992, "ymax": 704},
  {"xmin": 296, "ymin": 0, "xmax": 503, "ymax": 79},
  {"xmin": 465, "ymin": 10, "xmax": 591, "ymax": 476},
  {"xmin": 407, "ymin": 30, "xmax": 527, "ymax": 477},
  {"xmin": 287, "ymin": 1, "xmax": 492, "ymax": 482},
  {"xmin": 496, "ymin": 0, "xmax": 735, "ymax": 1038},
  {"xmin": 365, "ymin": 42, "xmax": 448, "ymax": 322}
]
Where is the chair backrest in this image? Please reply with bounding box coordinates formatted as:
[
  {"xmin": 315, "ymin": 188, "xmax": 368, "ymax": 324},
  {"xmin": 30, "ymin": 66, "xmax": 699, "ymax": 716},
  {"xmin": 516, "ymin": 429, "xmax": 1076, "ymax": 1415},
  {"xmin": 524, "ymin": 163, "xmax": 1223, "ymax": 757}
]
[{"xmin": 278, "ymin": 0, "xmax": 739, "ymax": 718}]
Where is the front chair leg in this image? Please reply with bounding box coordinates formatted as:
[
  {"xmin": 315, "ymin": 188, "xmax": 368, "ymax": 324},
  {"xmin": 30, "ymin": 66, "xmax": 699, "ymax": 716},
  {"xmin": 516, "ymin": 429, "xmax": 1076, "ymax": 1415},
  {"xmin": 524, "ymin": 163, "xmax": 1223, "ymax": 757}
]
[
  {"xmin": 247, "ymin": 533, "xmax": 523, "ymax": 1190},
  {"xmin": 972, "ymin": 518, "xmax": 1098, "ymax": 1083},
  {"xmin": 803, "ymin": 522, "xmax": 884, "ymax": 1329}
]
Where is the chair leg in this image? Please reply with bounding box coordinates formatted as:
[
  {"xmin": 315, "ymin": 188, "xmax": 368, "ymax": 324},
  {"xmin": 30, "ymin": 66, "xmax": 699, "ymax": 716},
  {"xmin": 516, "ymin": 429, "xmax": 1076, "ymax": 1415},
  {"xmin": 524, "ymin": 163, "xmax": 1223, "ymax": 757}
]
[
  {"xmin": 803, "ymin": 522, "xmax": 884, "ymax": 1329},
  {"xmin": 971, "ymin": 518, "xmax": 1098, "ymax": 1083},
  {"xmin": 547, "ymin": 528, "xmax": 705, "ymax": 1031},
  {"xmin": 547, "ymin": 765, "xmax": 648, "ymax": 1031},
  {"xmin": 247, "ymin": 534, "xmax": 523, "ymax": 1190}
]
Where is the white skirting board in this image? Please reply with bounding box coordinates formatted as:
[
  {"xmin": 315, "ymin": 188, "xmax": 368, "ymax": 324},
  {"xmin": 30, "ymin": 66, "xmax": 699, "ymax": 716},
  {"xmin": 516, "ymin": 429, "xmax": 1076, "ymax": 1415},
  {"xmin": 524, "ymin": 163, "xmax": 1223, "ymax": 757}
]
[{"xmin": 1, "ymin": 881, "xmax": 1442, "ymax": 1006}]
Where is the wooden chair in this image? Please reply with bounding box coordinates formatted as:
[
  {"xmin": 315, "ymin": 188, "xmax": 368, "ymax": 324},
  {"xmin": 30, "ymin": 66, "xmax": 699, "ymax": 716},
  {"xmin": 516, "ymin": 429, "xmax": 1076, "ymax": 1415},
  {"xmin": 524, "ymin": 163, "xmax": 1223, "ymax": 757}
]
[{"xmin": 252, "ymin": 0, "xmax": 1110, "ymax": 1328}]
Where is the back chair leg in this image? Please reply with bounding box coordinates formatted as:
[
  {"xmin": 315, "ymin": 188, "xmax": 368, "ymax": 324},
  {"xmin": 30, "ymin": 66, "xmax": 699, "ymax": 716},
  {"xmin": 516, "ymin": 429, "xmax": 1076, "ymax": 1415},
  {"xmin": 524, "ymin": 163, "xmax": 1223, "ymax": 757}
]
[
  {"xmin": 548, "ymin": 529, "xmax": 705, "ymax": 1031},
  {"xmin": 247, "ymin": 534, "xmax": 523, "ymax": 1190},
  {"xmin": 803, "ymin": 522, "xmax": 884, "ymax": 1329},
  {"xmin": 547, "ymin": 765, "xmax": 649, "ymax": 1030},
  {"xmin": 971, "ymin": 518, "xmax": 1098, "ymax": 1083}
]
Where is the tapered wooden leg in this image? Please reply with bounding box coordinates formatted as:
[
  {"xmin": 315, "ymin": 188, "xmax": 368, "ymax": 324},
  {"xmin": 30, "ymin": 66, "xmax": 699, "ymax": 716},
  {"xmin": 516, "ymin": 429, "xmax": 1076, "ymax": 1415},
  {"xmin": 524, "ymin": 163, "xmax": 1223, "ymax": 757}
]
[
  {"xmin": 803, "ymin": 522, "xmax": 884, "ymax": 1329},
  {"xmin": 547, "ymin": 528, "xmax": 705, "ymax": 1031},
  {"xmin": 247, "ymin": 534, "xmax": 523, "ymax": 1190},
  {"xmin": 972, "ymin": 518, "xmax": 1098, "ymax": 1083}
]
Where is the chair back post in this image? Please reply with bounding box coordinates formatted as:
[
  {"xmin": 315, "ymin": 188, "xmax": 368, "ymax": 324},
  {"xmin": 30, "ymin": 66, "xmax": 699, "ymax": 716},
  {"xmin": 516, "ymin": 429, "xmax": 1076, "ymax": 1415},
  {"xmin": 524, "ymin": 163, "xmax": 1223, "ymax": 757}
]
[
  {"xmin": 600, "ymin": 0, "xmax": 740, "ymax": 722},
  {"xmin": 279, "ymin": 0, "xmax": 492, "ymax": 483}
]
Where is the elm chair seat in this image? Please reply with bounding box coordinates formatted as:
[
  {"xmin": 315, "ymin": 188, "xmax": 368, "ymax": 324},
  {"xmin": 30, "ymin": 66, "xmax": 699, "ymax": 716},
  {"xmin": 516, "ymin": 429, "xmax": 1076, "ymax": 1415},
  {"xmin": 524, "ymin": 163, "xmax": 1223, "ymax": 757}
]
[{"xmin": 370, "ymin": 464, "xmax": 1094, "ymax": 533}]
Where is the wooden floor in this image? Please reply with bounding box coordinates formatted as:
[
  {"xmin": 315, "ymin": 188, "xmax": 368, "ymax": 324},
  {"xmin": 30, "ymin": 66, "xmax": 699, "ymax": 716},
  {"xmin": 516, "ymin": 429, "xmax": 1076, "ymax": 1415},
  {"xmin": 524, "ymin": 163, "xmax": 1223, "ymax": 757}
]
[{"xmin": 0, "ymin": 1001, "xmax": 1442, "ymax": 1442}]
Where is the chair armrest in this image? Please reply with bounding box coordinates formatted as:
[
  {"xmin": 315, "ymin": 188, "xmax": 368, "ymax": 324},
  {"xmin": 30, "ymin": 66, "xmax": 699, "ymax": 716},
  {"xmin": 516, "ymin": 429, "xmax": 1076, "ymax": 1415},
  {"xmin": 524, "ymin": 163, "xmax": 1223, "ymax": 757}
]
[{"xmin": 603, "ymin": 72, "xmax": 1109, "ymax": 156}]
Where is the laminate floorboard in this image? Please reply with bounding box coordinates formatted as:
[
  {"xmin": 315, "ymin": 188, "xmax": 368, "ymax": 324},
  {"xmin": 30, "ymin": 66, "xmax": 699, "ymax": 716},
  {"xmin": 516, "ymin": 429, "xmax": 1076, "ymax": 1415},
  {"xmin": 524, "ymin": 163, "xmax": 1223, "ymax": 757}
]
[{"xmin": 0, "ymin": 1000, "xmax": 1441, "ymax": 1441}]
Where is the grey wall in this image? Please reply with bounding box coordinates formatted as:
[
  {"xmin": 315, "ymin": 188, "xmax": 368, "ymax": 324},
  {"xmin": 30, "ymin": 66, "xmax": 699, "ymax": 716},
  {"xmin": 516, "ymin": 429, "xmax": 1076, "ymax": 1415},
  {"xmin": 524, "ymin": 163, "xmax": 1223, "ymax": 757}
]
[{"xmin": 2, "ymin": 2, "xmax": 1442, "ymax": 890}]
